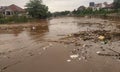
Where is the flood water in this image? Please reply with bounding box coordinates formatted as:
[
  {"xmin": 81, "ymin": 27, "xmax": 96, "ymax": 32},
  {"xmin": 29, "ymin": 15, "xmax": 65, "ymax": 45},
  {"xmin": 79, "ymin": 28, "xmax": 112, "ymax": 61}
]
[{"xmin": 0, "ymin": 17, "xmax": 120, "ymax": 72}]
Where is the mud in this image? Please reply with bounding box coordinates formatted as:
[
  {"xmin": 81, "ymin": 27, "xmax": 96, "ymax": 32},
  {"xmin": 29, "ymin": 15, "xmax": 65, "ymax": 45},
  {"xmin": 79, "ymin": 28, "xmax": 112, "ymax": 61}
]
[{"xmin": 0, "ymin": 17, "xmax": 120, "ymax": 72}]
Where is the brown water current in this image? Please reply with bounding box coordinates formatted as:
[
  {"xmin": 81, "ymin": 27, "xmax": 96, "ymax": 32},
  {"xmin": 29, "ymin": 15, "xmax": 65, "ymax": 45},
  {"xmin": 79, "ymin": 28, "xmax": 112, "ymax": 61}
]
[{"xmin": 0, "ymin": 17, "xmax": 120, "ymax": 72}]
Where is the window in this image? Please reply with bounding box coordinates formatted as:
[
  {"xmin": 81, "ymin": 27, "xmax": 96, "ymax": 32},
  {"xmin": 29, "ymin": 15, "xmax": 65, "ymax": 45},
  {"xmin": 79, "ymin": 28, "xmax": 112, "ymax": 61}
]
[{"xmin": 6, "ymin": 11, "xmax": 11, "ymax": 15}]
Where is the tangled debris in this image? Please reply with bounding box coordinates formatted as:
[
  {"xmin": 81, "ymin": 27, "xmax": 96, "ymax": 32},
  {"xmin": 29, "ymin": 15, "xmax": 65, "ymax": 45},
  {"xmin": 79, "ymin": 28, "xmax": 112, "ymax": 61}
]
[{"xmin": 62, "ymin": 30, "xmax": 120, "ymax": 42}]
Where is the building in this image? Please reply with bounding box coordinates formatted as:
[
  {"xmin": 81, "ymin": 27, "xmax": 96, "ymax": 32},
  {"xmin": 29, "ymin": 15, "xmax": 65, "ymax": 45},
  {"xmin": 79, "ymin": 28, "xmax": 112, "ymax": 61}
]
[
  {"xmin": 103, "ymin": 2, "xmax": 113, "ymax": 11},
  {"xmin": 89, "ymin": 2, "xmax": 114, "ymax": 11},
  {"xmin": 0, "ymin": 4, "xmax": 25, "ymax": 16},
  {"xmin": 89, "ymin": 2, "xmax": 95, "ymax": 7},
  {"xmin": 95, "ymin": 3, "xmax": 102, "ymax": 10}
]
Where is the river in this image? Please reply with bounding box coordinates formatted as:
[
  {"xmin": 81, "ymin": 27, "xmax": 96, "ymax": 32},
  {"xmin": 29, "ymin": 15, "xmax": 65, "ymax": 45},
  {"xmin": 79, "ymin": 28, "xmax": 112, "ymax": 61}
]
[{"xmin": 0, "ymin": 17, "xmax": 120, "ymax": 72}]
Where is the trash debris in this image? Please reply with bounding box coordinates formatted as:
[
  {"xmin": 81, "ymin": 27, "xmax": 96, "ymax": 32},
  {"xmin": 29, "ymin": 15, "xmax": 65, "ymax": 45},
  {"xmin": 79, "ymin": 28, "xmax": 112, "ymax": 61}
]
[
  {"xmin": 100, "ymin": 46, "xmax": 105, "ymax": 51},
  {"xmin": 96, "ymin": 51, "xmax": 101, "ymax": 54},
  {"xmin": 32, "ymin": 26, "xmax": 36, "ymax": 30},
  {"xmin": 28, "ymin": 52, "xmax": 34, "ymax": 56},
  {"xmin": 67, "ymin": 59, "xmax": 71, "ymax": 62},
  {"xmin": 49, "ymin": 43, "xmax": 53, "ymax": 46},
  {"xmin": 82, "ymin": 56, "xmax": 86, "ymax": 60},
  {"xmin": 78, "ymin": 58, "xmax": 82, "ymax": 61},
  {"xmin": 71, "ymin": 49, "xmax": 79, "ymax": 54},
  {"xmin": 83, "ymin": 44, "xmax": 86, "ymax": 47},
  {"xmin": 67, "ymin": 34, "xmax": 72, "ymax": 37},
  {"xmin": 70, "ymin": 54, "xmax": 79, "ymax": 59},
  {"xmin": 98, "ymin": 53, "xmax": 118, "ymax": 56},
  {"xmin": 43, "ymin": 47, "xmax": 47, "ymax": 50},
  {"xmin": 1, "ymin": 66, "xmax": 8, "ymax": 71},
  {"xmin": 98, "ymin": 35, "xmax": 105, "ymax": 40},
  {"xmin": 75, "ymin": 43, "xmax": 81, "ymax": 46},
  {"xmin": 103, "ymin": 40, "xmax": 108, "ymax": 44}
]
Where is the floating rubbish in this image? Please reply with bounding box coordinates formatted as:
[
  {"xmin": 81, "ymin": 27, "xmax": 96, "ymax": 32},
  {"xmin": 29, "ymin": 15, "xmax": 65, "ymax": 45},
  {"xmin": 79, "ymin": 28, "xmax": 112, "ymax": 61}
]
[
  {"xmin": 98, "ymin": 35, "xmax": 105, "ymax": 40},
  {"xmin": 28, "ymin": 52, "xmax": 34, "ymax": 56},
  {"xmin": 75, "ymin": 43, "xmax": 81, "ymax": 46},
  {"xmin": 96, "ymin": 51, "xmax": 101, "ymax": 54},
  {"xmin": 49, "ymin": 43, "xmax": 53, "ymax": 46},
  {"xmin": 101, "ymin": 40, "xmax": 108, "ymax": 44},
  {"xmin": 32, "ymin": 26, "xmax": 36, "ymax": 30},
  {"xmin": 72, "ymin": 49, "xmax": 78, "ymax": 54},
  {"xmin": 83, "ymin": 44, "xmax": 86, "ymax": 47},
  {"xmin": 42, "ymin": 45, "xmax": 51, "ymax": 50},
  {"xmin": 67, "ymin": 34, "xmax": 72, "ymax": 37},
  {"xmin": 67, "ymin": 59, "xmax": 71, "ymax": 62},
  {"xmin": 104, "ymin": 40, "xmax": 108, "ymax": 44},
  {"xmin": 82, "ymin": 56, "xmax": 86, "ymax": 60},
  {"xmin": 70, "ymin": 54, "xmax": 79, "ymax": 59},
  {"xmin": 78, "ymin": 58, "xmax": 82, "ymax": 61},
  {"xmin": 43, "ymin": 47, "xmax": 47, "ymax": 50}
]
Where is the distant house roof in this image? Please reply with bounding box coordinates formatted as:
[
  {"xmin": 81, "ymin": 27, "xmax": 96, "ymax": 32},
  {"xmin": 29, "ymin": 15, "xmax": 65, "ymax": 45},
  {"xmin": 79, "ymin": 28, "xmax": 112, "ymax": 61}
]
[
  {"xmin": 0, "ymin": 4, "xmax": 25, "ymax": 12},
  {"xmin": 7, "ymin": 4, "xmax": 25, "ymax": 12},
  {"xmin": 105, "ymin": 3, "xmax": 113, "ymax": 8},
  {"xmin": 103, "ymin": 2, "xmax": 113, "ymax": 9},
  {"xmin": 95, "ymin": 3, "xmax": 102, "ymax": 8}
]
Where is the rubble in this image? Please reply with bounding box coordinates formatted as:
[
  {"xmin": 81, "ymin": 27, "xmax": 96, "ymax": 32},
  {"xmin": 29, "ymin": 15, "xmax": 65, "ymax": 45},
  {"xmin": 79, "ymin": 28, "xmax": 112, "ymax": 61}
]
[{"xmin": 70, "ymin": 54, "xmax": 79, "ymax": 59}]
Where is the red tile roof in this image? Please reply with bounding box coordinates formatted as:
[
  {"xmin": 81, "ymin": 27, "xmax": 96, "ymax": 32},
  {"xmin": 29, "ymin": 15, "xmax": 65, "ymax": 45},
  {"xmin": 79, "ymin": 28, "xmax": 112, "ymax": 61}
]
[{"xmin": 8, "ymin": 4, "xmax": 25, "ymax": 12}]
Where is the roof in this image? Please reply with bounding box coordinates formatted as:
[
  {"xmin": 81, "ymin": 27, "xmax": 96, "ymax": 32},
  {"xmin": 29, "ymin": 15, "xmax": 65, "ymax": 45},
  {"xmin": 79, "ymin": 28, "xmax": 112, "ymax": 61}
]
[
  {"xmin": 7, "ymin": 4, "xmax": 25, "ymax": 12},
  {"xmin": 104, "ymin": 3, "xmax": 113, "ymax": 8},
  {"xmin": 0, "ymin": 4, "xmax": 25, "ymax": 12},
  {"xmin": 95, "ymin": 3, "xmax": 102, "ymax": 7},
  {"xmin": 0, "ymin": 6, "xmax": 7, "ymax": 12}
]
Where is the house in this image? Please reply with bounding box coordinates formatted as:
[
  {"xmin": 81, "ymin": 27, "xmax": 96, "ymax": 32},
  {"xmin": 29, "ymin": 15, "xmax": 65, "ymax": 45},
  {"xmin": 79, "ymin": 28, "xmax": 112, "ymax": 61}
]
[
  {"xmin": 89, "ymin": 2, "xmax": 114, "ymax": 11},
  {"xmin": 89, "ymin": 2, "xmax": 95, "ymax": 7},
  {"xmin": 0, "ymin": 4, "xmax": 25, "ymax": 16},
  {"xmin": 103, "ymin": 2, "xmax": 113, "ymax": 11},
  {"xmin": 89, "ymin": 2, "xmax": 97, "ymax": 11},
  {"xmin": 95, "ymin": 3, "xmax": 102, "ymax": 10}
]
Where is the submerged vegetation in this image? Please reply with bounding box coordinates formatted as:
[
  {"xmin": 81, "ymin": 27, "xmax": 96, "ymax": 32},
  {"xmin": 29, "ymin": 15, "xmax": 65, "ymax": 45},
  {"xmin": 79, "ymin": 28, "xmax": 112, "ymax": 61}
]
[
  {"xmin": 52, "ymin": 11, "xmax": 70, "ymax": 17},
  {"xmin": 0, "ymin": 15, "xmax": 28, "ymax": 24}
]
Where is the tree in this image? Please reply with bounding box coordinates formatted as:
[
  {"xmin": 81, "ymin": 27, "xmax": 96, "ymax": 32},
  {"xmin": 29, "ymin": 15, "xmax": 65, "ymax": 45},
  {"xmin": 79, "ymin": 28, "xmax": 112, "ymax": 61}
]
[
  {"xmin": 26, "ymin": 0, "xmax": 49, "ymax": 19},
  {"xmin": 113, "ymin": 0, "xmax": 120, "ymax": 10}
]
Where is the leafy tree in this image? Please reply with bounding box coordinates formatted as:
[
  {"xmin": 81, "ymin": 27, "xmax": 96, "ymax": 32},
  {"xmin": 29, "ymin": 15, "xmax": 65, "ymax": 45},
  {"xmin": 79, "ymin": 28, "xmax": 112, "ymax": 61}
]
[
  {"xmin": 26, "ymin": 0, "xmax": 49, "ymax": 19},
  {"xmin": 52, "ymin": 11, "xmax": 70, "ymax": 17},
  {"xmin": 113, "ymin": 0, "xmax": 120, "ymax": 9}
]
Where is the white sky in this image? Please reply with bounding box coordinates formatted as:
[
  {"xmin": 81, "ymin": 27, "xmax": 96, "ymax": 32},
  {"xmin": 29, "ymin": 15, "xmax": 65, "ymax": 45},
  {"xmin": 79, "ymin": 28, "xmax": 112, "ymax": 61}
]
[{"xmin": 0, "ymin": 0, "xmax": 113, "ymax": 12}]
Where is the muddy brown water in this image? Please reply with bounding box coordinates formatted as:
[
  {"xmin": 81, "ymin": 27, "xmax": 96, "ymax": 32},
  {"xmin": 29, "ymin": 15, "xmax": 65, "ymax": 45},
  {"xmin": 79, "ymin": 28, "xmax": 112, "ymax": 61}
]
[{"xmin": 0, "ymin": 17, "xmax": 120, "ymax": 72}]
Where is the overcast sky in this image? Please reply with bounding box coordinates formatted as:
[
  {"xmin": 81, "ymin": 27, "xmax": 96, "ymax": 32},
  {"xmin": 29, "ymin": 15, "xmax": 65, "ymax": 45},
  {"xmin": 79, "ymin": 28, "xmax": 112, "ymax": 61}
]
[{"xmin": 0, "ymin": 0, "xmax": 113, "ymax": 12}]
